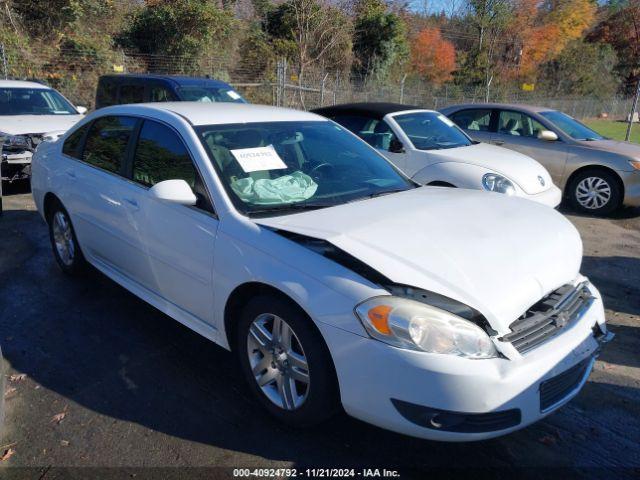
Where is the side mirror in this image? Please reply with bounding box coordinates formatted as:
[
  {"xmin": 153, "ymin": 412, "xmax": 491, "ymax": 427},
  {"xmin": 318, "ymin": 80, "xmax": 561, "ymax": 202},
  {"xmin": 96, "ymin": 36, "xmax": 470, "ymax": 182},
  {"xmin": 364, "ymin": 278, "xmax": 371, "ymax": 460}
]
[
  {"xmin": 389, "ymin": 138, "xmax": 405, "ymax": 153},
  {"xmin": 76, "ymin": 106, "xmax": 88, "ymax": 115},
  {"xmin": 538, "ymin": 130, "xmax": 558, "ymax": 141},
  {"xmin": 148, "ymin": 179, "xmax": 197, "ymax": 206}
]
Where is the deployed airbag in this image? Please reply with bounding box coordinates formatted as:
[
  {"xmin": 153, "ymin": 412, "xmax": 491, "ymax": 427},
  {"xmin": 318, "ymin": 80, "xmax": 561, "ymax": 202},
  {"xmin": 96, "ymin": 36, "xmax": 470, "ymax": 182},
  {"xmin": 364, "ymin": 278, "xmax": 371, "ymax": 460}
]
[{"xmin": 231, "ymin": 171, "xmax": 318, "ymax": 204}]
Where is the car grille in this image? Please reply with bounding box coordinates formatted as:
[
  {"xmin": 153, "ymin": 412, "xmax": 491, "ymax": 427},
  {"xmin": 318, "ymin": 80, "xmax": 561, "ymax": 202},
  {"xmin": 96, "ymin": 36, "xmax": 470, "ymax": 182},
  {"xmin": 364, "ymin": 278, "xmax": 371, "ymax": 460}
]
[
  {"xmin": 540, "ymin": 357, "xmax": 593, "ymax": 412},
  {"xmin": 500, "ymin": 282, "xmax": 594, "ymax": 354}
]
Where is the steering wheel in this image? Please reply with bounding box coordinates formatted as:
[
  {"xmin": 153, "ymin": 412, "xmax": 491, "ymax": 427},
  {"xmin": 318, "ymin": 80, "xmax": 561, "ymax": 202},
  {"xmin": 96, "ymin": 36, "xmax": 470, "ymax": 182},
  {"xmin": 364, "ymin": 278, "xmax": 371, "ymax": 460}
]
[{"xmin": 309, "ymin": 162, "xmax": 334, "ymax": 179}]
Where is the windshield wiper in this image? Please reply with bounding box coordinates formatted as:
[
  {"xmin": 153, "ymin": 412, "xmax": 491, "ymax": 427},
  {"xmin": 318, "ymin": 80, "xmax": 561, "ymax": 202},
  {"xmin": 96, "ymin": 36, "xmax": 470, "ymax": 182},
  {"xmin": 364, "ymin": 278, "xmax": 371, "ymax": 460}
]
[
  {"xmin": 349, "ymin": 188, "xmax": 409, "ymax": 203},
  {"xmin": 248, "ymin": 202, "xmax": 334, "ymax": 217}
]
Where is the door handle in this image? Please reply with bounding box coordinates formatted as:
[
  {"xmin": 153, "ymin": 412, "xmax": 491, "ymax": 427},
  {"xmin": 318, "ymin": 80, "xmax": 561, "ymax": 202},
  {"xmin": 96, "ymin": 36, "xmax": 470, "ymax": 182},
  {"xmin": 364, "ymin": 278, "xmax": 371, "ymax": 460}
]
[
  {"xmin": 123, "ymin": 198, "xmax": 139, "ymax": 210},
  {"xmin": 492, "ymin": 140, "xmax": 505, "ymax": 146}
]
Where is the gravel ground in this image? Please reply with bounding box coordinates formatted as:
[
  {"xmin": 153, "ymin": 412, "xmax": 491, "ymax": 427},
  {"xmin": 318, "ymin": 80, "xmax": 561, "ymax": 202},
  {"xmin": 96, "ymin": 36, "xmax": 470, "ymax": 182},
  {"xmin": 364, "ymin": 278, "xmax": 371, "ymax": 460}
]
[{"xmin": 0, "ymin": 185, "xmax": 639, "ymax": 479}]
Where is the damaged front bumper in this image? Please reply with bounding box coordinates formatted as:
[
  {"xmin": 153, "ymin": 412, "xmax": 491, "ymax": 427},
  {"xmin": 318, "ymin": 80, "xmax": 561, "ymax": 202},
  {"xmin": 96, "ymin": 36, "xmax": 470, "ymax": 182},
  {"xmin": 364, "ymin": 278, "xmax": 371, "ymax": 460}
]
[{"xmin": 1, "ymin": 149, "xmax": 33, "ymax": 182}]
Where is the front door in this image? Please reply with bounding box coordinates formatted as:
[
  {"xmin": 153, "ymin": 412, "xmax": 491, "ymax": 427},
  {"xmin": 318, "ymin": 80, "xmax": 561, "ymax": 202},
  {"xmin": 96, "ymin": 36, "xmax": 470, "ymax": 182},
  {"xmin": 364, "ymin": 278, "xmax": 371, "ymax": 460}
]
[
  {"xmin": 491, "ymin": 110, "xmax": 568, "ymax": 182},
  {"xmin": 120, "ymin": 119, "xmax": 218, "ymax": 325}
]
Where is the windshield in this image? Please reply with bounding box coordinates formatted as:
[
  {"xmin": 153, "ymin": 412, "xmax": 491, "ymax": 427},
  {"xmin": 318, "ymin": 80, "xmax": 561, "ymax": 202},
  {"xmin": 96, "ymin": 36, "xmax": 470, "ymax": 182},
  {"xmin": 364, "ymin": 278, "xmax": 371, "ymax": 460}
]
[
  {"xmin": 394, "ymin": 111, "xmax": 472, "ymax": 150},
  {"xmin": 540, "ymin": 111, "xmax": 603, "ymax": 141},
  {"xmin": 177, "ymin": 86, "xmax": 246, "ymax": 104},
  {"xmin": 197, "ymin": 121, "xmax": 414, "ymax": 216},
  {"xmin": 0, "ymin": 88, "xmax": 78, "ymax": 115}
]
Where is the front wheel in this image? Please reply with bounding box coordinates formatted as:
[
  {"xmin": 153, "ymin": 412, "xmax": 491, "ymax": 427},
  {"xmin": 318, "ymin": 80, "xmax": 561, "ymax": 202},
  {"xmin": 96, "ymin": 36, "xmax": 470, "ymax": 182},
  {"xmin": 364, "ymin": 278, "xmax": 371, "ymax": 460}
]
[
  {"xmin": 235, "ymin": 295, "xmax": 339, "ymax": 427},
  {"xmin": 567, "ymin": 169, "xmax": 622, "ymax": 216}
]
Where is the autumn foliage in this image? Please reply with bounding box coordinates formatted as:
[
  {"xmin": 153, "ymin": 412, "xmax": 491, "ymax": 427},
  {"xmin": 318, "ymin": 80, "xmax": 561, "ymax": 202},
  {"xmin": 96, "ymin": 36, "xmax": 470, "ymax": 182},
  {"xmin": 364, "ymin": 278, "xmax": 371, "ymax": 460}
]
[{"xmin": 410, "ymin": 27, "xmax": 456, "ymax": 85}]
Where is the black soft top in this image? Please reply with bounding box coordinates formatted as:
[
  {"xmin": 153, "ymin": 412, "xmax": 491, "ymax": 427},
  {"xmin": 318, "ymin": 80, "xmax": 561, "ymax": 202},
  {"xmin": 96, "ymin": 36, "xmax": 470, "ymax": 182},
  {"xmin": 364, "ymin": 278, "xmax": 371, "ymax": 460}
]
[{"xmin": 312, "ymin": 102, "xmax": 421, "ymax": 119}]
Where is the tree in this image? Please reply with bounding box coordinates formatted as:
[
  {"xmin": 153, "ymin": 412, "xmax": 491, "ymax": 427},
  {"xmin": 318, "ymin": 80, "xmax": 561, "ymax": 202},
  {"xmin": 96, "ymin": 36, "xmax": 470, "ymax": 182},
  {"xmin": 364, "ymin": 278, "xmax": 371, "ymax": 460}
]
[
  {"xmin": 13, "ymin": 0, "xmax": 82, "ymax": 39},
  {"xmin": 266, "ymin": 0, "xmax": 352, "ymax": 104},
  {"xmin": 589, "ymin": 0, "xmax": 640, "ymax": 93},
  {"xmin": 538, "ymin": 40, "xmax": 619, "ymax": 97},
  {"xmin": 352, "ymin": 0, "xmax": 408, "ymax": 80},
  {"xmin": 410, "ymin": 27, "xmax": 456, "ymax": 84},
  {"xmin": 118, "ymin": 0, "xmax": 235, "ymax": 71}
]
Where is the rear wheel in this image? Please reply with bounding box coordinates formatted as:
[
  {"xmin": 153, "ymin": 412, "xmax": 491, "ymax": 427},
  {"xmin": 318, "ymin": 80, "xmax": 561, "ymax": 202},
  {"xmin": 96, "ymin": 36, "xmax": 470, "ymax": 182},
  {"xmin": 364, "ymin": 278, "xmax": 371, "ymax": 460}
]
[
  {"xmin": 48, "ymin": 202, "xmax": 86, "ymax": 275},
  {"xmin": 567, "ymin": 169, "xmax": 622, "ymax": 216},
  {"xmin": 235, "ymin": 295, "xmax": 339, "ymax": 427}
]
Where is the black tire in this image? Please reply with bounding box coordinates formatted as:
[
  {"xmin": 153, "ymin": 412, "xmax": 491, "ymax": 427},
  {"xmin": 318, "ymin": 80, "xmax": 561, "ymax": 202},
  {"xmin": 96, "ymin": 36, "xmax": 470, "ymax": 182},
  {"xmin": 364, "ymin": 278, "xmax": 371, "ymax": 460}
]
[
  {"xmin": 47, "ymin": 201, "xmax": 87, "ymax": 275},
  {"xmin": 567, "ymin": 169, "xmax": 622, "ymax": 216},
  {"xmin": 235, "ymin": 294, "xmax": 339, "ymax": 427}
]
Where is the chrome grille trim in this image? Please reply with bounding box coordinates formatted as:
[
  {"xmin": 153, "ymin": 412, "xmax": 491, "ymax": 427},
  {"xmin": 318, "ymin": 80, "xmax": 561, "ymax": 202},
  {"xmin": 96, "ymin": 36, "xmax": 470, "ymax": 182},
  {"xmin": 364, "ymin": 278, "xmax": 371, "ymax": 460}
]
[{"xmin": 500, "ymin": 282, "xmax": 594, "ymax": 354}]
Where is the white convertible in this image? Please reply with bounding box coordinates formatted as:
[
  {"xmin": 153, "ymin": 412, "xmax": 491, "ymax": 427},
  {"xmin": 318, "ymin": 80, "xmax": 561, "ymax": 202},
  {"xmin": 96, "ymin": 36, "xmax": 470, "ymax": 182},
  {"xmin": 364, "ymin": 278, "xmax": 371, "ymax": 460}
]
[
  {"xmin": 31, "ymin": 102, "xmax": 611, "ymax": 441},
  {"xmin": 313, "ymin": 103, "xmax": 562, "ymax": 208}
]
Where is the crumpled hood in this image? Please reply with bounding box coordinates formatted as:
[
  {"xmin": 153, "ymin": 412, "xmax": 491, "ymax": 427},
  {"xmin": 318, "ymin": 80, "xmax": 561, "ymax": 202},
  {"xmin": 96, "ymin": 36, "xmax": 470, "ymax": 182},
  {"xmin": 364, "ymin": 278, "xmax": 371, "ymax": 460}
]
[
  {"xmin": 256, "ymin": 187, "xmax": 582, "ymax": 333},
  {"xmin": 0, "ymin": 115, "xmax": 83, "ymax": 136},
  {"xmin": 427, "ymin": 142, "xmax": 553, "ymax": 195},
  {"xmin": 577, "ymin": 139, "xmax": 640, "ymax": 160}
]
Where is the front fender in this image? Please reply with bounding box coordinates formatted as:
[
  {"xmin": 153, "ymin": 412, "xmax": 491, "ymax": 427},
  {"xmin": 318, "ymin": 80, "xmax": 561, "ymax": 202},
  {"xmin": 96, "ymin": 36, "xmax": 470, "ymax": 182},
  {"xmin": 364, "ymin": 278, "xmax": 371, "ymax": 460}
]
[{"xmin": 411, "ymin": 161, "xmax": 491, "ymax": 189}]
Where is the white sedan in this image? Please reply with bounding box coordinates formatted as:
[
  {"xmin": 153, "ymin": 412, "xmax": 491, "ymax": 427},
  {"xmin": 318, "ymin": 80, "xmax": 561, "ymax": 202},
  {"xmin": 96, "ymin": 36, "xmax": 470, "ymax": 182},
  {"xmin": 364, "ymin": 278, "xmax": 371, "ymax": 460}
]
[
  {"xmin": 313, "ymin": 103, "xmax": 562, "ymax": 208},
  {"xmin": 31, "ymin": 102, "xmax": 611, "ymax": 441}
]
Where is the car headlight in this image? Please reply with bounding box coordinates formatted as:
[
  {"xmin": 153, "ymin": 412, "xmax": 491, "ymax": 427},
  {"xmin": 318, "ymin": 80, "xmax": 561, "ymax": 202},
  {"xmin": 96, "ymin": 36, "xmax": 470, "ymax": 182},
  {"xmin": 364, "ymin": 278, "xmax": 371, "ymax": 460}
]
[
  {"xmin": 355, "ymin": 296, "xmax": 498, "ymax": 358},
  {"xmin": 482, "ymin": 173, "xmax": 516, "ymax": 195},
  {"xmin": 3, "ymin": 135, "xmax": 31, "ymax": 149}
]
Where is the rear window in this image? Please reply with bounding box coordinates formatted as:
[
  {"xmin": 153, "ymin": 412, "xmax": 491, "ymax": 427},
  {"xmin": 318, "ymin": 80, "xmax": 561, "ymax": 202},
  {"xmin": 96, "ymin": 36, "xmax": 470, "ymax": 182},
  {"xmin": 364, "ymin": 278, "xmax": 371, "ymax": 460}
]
[
  {"xmin": 82, "ymin": 116, "xmax": 137, "ymax": 174},
  {"xmin": 62, "ymin": 124, "xmax": 89, "ymax": 159},
  {"xmin": 119, "ymin": 84, "xmax": 145, "ymax": 105},
  {"xmin": 96, "ymin": 79, "xmax": 118, "ymax": 108}
]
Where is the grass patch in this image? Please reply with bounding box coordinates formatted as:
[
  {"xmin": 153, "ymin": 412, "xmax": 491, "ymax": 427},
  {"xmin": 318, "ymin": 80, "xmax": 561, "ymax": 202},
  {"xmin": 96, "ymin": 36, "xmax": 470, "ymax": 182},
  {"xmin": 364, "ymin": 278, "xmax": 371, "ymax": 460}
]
[{"xmin": 583, "ymin": 119, "xmax": 640, "ymax": 143}]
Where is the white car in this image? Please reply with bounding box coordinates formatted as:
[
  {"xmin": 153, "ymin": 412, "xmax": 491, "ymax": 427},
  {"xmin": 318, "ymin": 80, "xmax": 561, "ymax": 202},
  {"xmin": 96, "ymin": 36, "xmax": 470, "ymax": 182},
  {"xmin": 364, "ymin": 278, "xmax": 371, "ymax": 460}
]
[
  {"xmin": 31, "ymin": 102, "xmax": 612, "ymax": 441},
  {"xmin": 313, "ymin": 103, "xmax": 562, "ymax": 208},
  {"xmin": 0, "ymin": 80, "xmax": 86, "ymax": 183}
]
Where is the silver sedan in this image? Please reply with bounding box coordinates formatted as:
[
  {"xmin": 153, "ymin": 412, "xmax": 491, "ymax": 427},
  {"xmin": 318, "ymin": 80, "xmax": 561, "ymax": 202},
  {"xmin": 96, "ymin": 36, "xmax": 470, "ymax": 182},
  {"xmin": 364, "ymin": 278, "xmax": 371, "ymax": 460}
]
[{"xmin": 440, "ymin": 103, "xmax": 640, "ymax": 215}]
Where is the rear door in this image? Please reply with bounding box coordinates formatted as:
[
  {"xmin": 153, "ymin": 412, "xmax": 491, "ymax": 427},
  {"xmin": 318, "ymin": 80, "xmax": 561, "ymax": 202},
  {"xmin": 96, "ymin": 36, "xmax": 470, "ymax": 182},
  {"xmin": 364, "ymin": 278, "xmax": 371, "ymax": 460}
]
[
  {"xmin": 119, "ymin": 119, "xmax": 218, "ymax": 325},
  {"xmin": 61, "ymin": 115, "xmax": 142, "ymax": 276},
  {"xmin": 448, "ymin": 108, "xmax": 494, "ymax": 143},
  {"xmin": 491, "ymin": 109, "xmax": 568, "ymax": 182}
]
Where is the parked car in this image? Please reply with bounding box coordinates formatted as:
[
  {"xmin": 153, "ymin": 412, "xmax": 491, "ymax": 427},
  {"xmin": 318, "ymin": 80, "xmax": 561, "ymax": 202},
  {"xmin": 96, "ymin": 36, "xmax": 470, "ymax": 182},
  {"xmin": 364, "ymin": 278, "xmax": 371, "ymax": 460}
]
[
  {"xmin": 313, "ymin": 103, "xmax": 561, "ymax": 208},
  {"xmin": 440, "ymin": 103, "xmax": 640, "ymax": 215},
  {"xmin": 95, "ymin": 74, "xmax": 247, "ymax": 110},
  {"xmin": 32, "ymin": 102, "xmax": 612, "ymax": 441},
  {"xmin": 0, "ymin": 80, "xmax": 86, "ymax": 183}
]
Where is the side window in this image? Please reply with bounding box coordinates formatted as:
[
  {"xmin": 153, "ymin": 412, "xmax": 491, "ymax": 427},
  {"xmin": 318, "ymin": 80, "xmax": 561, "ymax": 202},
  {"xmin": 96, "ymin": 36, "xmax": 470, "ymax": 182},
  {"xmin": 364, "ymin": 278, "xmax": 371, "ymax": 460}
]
[
  {"xmin": 450, "ymin": 109, "xmax": 492, "ymax": 132},
  {"xmin": 132, "ymin": 120, "xmax": 196, "ymax": 188},
  {"xmin": 330, "ymin": 115, "xmax": 370, "ymax": 134},
  {"xmin": 133, "ymin": 120, "xmax": 212, "ymax": 212},
  {"xmin": 150, "ymin": 85, "xmax": 177, "ymax": 102},
  {"xmin": 498, "ymin": 111, "xmax": 546, "ymax": 138},
  {"xmin": 96, "ymin": 79, "xmax": 117, "ymax": 107},
  {"xmin": 82, "ymin": 116, "xmax": 136, "ymax": 174},
  {"xmin": 62, "ymin": 124, "xmax": 89, "ymax": 159},
  {"xmin": 119, "ymin": 84, "xmax": 145, "ymax": 104},
  {"xmin": 360, "ymin": 119, "xmax": 398, "ymax": 152}
]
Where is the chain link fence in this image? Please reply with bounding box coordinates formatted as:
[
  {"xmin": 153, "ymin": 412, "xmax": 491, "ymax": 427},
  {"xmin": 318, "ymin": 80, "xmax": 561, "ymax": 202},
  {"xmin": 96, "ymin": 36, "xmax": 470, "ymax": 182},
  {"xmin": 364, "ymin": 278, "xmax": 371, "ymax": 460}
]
[{"xmin": 0, "ymin": 45, "xmax": 634, "ymax": 120}]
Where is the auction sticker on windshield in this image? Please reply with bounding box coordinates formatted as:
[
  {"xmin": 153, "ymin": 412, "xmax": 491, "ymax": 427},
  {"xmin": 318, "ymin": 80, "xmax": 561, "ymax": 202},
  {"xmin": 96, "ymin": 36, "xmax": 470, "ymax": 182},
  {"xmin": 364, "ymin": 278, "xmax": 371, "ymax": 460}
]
[{"xmin": 231, "ymin": 145, "xmax": 287, "ymax": 172}]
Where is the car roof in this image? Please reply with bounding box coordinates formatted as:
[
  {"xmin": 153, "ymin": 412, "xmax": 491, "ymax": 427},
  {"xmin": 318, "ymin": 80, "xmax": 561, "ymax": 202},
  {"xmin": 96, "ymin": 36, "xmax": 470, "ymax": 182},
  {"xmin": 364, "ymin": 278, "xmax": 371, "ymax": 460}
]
[
  {"xmin": 313, "ymin": 102, "xmax": 423, "ymax": 119},
  {"xmin": 442, "ymin": 103, "xmax": 554, "ymax": 114},
  {"xmin": 0, "ymin": 80, "xmax": 51, "ymax": 89},
  {"xmin": 99, "ymin": 74, "xmax": 232, "ymax": 88},
  {"xmin": 96, "ymin": 102, "xmax": 326, "ymax": 126}
]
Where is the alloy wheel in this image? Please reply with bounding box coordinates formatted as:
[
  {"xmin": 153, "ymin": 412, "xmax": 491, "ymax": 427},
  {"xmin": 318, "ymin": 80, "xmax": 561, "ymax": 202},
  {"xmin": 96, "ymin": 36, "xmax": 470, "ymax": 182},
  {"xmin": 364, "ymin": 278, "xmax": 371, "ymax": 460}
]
[
  {"xmin": 246, "ymin": 313, "xmax": 310, "ymax": 411},
  {"xmin": 52, "ymin": 211, "xmax": 75, "ymax": 266},
  {"xmin": 575, "ymin": 176, "xmax": 612, "ymax": 210}
]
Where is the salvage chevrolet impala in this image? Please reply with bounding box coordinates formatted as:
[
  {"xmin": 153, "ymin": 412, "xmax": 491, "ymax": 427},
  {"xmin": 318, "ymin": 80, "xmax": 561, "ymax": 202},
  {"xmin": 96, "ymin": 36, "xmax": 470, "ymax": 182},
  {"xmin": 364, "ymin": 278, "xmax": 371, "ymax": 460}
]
[{"xmin": 31, "ymin": 103, "xmax": 612, "ymax": 441}]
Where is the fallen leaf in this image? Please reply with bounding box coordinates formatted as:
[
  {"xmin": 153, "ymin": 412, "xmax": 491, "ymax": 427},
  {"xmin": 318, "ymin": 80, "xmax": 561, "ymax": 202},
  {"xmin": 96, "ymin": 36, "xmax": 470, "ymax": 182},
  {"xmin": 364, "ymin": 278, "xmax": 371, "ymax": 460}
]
[
  {"xmin": 60, "ymin": 440, "xmax": 69, "ymax": 447},
  {"xmin": 51, "ymin": 412, "xmax": 66, "ymax": 424},
  {"xmin": 1, "ymin": 448, "xmax": 15, "ymax": 462},
  {"xmin": 538, "ymin": 434, "xmax": 557, "ymax": 446},
  {"xmin": 8, "ymin": 374, "xmax": 26, "ymax": 383},
  {"xmin": 4, "ymin": 387, "xmax": 17, "ymax": 398}
]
